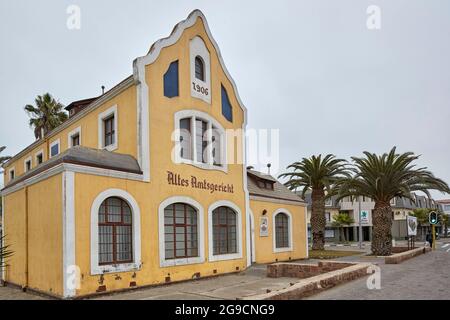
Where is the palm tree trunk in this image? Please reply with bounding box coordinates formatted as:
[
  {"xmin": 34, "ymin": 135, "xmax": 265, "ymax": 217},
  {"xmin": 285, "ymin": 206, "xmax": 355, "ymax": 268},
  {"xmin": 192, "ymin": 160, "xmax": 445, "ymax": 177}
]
[
  {"xmin": 311, "ymin": 188, "xmax": 326, "ymax": 250},
  {"xmin": 372, "ymin": 201, "xmax": 393, "ymax": 255}
]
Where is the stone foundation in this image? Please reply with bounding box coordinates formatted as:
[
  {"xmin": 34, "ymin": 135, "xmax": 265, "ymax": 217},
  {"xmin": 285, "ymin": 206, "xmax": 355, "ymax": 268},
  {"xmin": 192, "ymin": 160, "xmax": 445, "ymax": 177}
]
[
  {"xmin": 385, "ymin": 247, "xmax": 431, "ymax": 264},
  {"xmin": 267, "ymin": 261, "xmax": 354, "ymax": 279},
  {"xmin": 243, "ymin": 261, "xmax": 373, "ymax": 300}
]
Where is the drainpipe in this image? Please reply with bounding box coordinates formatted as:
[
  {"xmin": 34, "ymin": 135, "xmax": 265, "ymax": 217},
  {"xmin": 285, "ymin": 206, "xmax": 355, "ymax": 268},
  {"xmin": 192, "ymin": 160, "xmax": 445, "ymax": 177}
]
[{"xmin": 23, "ymin": 186, "xmax": 29, "ymax": 291}]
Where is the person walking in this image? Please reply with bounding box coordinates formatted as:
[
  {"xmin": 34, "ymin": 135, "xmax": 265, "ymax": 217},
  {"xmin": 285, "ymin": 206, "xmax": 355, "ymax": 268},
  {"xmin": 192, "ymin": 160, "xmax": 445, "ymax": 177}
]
[{"xmin": 426, "ymin": 231, "xmax": 433, "ymax": 248}]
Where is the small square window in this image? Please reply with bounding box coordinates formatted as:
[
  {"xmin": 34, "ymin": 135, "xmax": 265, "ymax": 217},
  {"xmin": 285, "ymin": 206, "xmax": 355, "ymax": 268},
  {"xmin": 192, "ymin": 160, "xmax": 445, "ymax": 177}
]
[
  {"xmin": 71, "ymin": 133, "xmax": 80, "ymax": 147},
  {"xmin": 50, "ymin": 141, "xmax": 60, "ymax": 157},
  {"xmin": 98, "ymin": 106, "xmax": 118, "ymax": 151},
  {"xmin": 9, "ymin": 169, "xmax": 15, "ymax": 180},
  {"xmin": 104, "ymin": 116, "xmax": 115, "ymax": 147},
  {"xmin": 25, "ymin": 160, "xmax": 31, "ymax": 172},
  {"xmin": 36, "ymin": 153, "xmax": 43, "ymax": 165}
]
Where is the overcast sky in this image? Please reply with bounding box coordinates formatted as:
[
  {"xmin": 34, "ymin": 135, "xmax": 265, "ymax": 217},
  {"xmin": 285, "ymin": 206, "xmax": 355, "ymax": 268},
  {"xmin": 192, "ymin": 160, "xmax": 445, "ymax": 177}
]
[{"xmin": 0, "ymin": 0, "xmax": 449, "ymax": 199}]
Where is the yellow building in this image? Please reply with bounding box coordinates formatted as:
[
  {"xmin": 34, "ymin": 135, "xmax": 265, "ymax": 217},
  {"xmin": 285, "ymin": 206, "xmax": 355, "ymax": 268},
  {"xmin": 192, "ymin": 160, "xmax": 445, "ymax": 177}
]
[{"xmin": 0, "ymin": 10, "xmax": 307, "ymax": 298}]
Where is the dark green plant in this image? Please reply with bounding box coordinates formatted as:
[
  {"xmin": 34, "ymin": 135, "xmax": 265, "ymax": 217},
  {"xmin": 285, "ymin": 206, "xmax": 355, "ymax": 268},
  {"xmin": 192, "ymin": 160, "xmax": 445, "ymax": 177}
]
[
  {"xmin": 332, "ymin": 213, "xmax": 355, "ymax": 242},
  {"xmin": 0, "ymin": 146, "xmax": 11, "ymax": 166},
  {"xmin": 24, "ymin": 93, "xmax": 68, "ymax": 139},
  {"xmin": 0, "ymin": 234, "xmax": 13, "ymax": 272}
]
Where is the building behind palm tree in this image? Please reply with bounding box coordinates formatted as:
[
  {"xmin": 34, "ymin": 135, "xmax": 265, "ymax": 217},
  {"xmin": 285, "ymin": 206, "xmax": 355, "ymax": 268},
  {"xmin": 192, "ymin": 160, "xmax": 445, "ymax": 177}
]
[{"xmin": 302, "ymin": 192, "xmax": 441, "ymax": 242}]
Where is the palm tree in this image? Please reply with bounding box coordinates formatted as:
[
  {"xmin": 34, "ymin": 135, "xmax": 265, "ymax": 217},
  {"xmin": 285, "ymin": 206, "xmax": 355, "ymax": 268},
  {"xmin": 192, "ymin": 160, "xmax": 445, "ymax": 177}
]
[
  {"xmin": 336, "ymin": 147, "xmax": 450, "ymax": 256},
  {"xmin": 0, "ymin": 234, "xmax": 13, "ymax": 273},
  {"xmin": 279, "ymin": 154, "xmax": 350, "ymax": 250},
  {"xmin": 24, "ymin": 93, "xmax": 68, "ymax": 139},
  {"xmin": 0, "ymin": 146, "xmax": 11, "ymax": 165},
  {"xmin": 332, "ymin": 212, "xmax": 355, "ymax": 242}
]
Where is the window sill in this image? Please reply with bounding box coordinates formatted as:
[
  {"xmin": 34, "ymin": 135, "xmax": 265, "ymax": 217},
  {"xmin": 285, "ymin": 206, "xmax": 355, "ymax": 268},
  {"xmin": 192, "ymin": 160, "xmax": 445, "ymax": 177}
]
[
  {"xmin": 273, "ymin": 247, "xmax": 293, "ymax": 253},
  {"xmin": 91, "ymin": 262, "xmax": 141, "ymax": 275},
  {"xmin": 160, "ymin": 256, "xmax": 205, "ymax": 268},
  {"xmin": 103, "ymin": 143, "xmax": 118, "ymax": 152},
  {"xmin": 177, "ymin": 158, "xmax": 227, "ymax": 173},
  {"xmin": 209, "ymin": 252, "xmax": 242, "ymax": 262}
]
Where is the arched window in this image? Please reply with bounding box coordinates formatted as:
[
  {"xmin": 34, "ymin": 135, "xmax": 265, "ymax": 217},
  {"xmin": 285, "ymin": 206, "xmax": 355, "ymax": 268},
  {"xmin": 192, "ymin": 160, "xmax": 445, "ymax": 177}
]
[
  {"xmin": 275, "ymin": 213, "xmax": 290, "ymax": 249},
  {"xmin": 164, "ymin": 203, "xmax": 199, "ymax": 259},
  {"xmin": 212, "ymin": 206, "xmax": 237, "ymax": 255},
  {"xmin": 195, "ymin": 56, "xmax": 205, "ymax": 81},
  {"xmin": 98, "ymin": 197, "xmax": 133, "ymax": 265}
]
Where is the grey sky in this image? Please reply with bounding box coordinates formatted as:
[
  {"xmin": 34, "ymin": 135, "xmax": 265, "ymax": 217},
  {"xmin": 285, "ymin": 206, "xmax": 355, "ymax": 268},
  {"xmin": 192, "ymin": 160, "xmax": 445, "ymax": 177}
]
[{"xmin": 0, "ymin": 0, "xmax": 449, "ymax": 199}]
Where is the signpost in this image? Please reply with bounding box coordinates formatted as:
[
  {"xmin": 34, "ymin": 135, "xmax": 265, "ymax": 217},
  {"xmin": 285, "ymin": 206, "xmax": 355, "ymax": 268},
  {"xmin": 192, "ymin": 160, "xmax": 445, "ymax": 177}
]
[
  {"xmin": 358, "ymin": 207, "xmax": 369, "ymax": 249},
  {"xmin": 358, "ymin": 200, "xmax": 362, "ymax": 249},
  {"xmin": 406, "ymin": 215, "xmax": 417, "ymax": 249}
]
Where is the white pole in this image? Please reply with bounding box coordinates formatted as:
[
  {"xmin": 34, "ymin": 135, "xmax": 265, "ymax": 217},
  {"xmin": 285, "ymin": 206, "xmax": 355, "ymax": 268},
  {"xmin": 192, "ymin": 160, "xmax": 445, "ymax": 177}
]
[{"xmin": 358, "ymin": 198, "xmax": 363, "ymax": 249}]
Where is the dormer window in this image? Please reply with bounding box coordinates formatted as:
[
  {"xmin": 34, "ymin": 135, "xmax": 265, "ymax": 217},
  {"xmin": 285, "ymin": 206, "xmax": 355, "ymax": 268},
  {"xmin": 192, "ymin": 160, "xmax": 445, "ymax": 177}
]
[
  {"xmin": 195, "ymin": 56, "xmax": 205, "ymax": 81},
  {"xmin": 257, "ymin": 180, "xmax": 274, "ymax": 190}
]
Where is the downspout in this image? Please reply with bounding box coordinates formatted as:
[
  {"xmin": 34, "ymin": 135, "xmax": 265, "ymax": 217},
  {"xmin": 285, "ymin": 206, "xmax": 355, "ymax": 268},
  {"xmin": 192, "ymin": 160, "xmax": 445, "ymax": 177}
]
[{"xmin": 23, "ymin": 186, "xmax": 29, "ymax": 291}]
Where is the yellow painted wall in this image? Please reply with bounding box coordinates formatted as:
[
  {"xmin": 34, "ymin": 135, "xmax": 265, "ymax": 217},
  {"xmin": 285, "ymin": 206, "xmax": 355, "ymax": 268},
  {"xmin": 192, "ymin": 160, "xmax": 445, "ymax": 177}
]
[
  {"xmin": 71, "ymin": 16, "xmax": 248, "ymax": 297},
  {"xmin": 3, "ymin": 189, "xmax": 27, "ymax": 285},
  {"xmin": 2, "ymin": 85, "xmax": 137, "ymax": 184},
  {"xmin": 250, "ymin": 199, "xmax": 308, "ymax": 264},
  {"xmin": 74, "ymin": 172, "xmax": 247, "ymax": 296},
  {"xmin": 3, "ymin": 174, "xmax": 63, "ymax": 295}
]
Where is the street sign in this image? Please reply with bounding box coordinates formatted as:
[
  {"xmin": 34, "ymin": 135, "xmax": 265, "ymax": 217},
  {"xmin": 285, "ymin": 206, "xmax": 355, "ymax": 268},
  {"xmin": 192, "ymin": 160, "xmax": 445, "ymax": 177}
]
[
  {"xmin": 429, "ymin": 211, "xmax": 438, "ymax": 225},
  {"xmin": 407, "ymin": 215, "xmax": 418, "ymax": 236},
  {"xmin": 259, "ymin": 217, "xmax": 269, "ymax": 237},
  {"xmin": 360, "ymin": 210, "xmax": 369, "ymax": 224}
]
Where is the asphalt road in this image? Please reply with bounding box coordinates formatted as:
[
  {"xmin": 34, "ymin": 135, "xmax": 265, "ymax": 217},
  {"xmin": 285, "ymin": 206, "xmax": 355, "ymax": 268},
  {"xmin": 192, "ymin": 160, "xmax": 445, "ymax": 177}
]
[{"xmin": 307, "ymin": 241, "xmax": 450, "ymax": 300}]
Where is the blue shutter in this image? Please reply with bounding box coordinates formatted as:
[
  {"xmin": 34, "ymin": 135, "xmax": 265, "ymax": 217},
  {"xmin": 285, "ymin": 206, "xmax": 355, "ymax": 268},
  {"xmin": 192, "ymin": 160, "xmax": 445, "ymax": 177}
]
[
  {"xmin": 164, "ymin": 61, "xmax": 179, "ymax": 98},
  {"xmin": 221, "ymin": 85, "xmax": 233, "ymax": 122}
]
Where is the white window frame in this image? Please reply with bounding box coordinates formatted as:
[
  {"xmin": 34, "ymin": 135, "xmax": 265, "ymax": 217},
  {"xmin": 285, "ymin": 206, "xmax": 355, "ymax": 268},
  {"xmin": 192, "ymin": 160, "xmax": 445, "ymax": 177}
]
[
  {"xmin": 325, "ymin": 198, "xmax": 333, "ymax": 207},
  {"xmin": 173, "ymin": 110, "xmax": 227, "ymax": 172},
  {"xmin": 158, "ymin": 196, "xmax": 205, "ymax": 267},
  {"xmin": 35, "ymin": 149, "xmax": 44, "ymax": 165},
  {"xmin": 8, "ymin": 167, "xmax": 15, "ymax": 182},
  {"xmin": 90, "ymin": 188, "xmax": 141, "ymax": 275},
  {"xmin": 273, "ymin": 209, "xmax": 294, "ymax": 253},
  {"xmin": 68, "ymin": 126, "xmax": 82, "ymax": 148},
  {"xmin": 23, "ymin": 156, "xmax": 32, "ymax": 172},
  {"xmin": 98, "ymin": 105, "xmax": 118, "ymax": 151},
  {"xmin": 49, "ymin": 139, "xmax": 60, "ymax": 158},
  {"xmin": 208, "ymin": 200, "xmax": 243, "ymax": 262}
]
